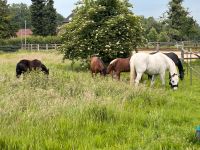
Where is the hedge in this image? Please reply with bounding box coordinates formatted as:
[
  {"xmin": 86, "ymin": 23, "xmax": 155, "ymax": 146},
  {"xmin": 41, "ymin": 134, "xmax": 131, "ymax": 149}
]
[
  {"xmin": 0, "ymin": 36, "xmax": 62, "ymax": 46},
  {"xmin": 0, "ymin": 45, "xmax": 21, "ymax": 52}
]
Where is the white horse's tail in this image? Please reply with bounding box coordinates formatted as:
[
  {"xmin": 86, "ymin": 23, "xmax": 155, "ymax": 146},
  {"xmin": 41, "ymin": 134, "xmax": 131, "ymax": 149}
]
[{"xmin": 130, "ymin": 56, "xmax": 136, "ymax": 85}]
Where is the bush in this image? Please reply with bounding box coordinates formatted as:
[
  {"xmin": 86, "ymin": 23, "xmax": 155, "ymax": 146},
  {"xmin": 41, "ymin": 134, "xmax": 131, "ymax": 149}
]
[
  {"xmin": 0, "ymin": 36, "xmax": 62, "ymax": 46},
  {"xmin": 158, "ymin": 32, "xmax": 170, "ymax": 42}
]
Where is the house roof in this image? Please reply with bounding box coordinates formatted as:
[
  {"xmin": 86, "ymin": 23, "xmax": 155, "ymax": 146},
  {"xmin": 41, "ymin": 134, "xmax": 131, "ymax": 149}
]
[
  {"xmin": 63, "ymin": 13, "xmax": 74, "ymax": 23},
  {"xmin": 16, "ymin": 29, "xmax": 33, "ymax": 37}
]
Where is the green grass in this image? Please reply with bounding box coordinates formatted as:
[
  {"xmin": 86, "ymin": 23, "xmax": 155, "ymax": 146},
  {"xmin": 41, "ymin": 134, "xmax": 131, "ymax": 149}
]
[{"xmin": 0, "ymin": 50, "xmax": 200, "ymax": 149}]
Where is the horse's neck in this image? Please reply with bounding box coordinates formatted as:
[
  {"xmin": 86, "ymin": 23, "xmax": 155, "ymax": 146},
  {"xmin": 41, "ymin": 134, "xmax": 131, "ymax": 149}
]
[{"xmin": 165, "ymin": 56, "xmax": 177, "ymax": 75}]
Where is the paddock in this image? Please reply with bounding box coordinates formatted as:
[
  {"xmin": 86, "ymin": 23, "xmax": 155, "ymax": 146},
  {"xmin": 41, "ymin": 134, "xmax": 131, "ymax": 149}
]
[{"xmin": 0, "ymin": 50, "xmax": 200, "ymax": 149}]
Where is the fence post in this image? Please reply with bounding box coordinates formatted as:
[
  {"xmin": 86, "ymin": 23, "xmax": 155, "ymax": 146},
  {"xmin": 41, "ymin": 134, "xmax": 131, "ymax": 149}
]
[
  {"xmin": 46, "ymin": 44, "xmax": 48, "ymax": 50},
  {"xmin": 156, "ymin": 42, "xmax": 160, "ymax": 51},
  {"xmin": 31, "ymin": 44, "xmax": 32, "ymax": 51},
  {"xmin": 37, "ymin": 44, "xmax": 39, "ymax": 51},
  {"xmin": 181, "ymin": 47, "xmax": 184, "ymax": 63},
  {"xmin": 55, "ymin": 44, "xmax": 57, "ymax": 50},
  {"xmin": 189, "ymin": 48, "xmax": 192, "ymax": 85}
]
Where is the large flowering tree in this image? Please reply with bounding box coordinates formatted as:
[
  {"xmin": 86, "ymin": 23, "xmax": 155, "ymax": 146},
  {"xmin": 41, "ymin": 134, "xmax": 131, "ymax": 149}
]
[{"xmin": 61, "ymin": 0, "xmax": 145, "ymax": 63}]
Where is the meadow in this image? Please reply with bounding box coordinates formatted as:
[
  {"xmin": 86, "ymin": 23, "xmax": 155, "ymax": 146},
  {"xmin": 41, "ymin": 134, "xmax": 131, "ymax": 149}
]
[{"xmin": 0, "ymin": 50, "xmax": 200, "ymax": 149}]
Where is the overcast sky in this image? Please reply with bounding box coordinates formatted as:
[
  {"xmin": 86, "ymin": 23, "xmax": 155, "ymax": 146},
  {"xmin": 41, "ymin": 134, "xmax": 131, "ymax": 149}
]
[{"xmin": 7, "ymin": 0, "xmax": 200, "ymax": 24}]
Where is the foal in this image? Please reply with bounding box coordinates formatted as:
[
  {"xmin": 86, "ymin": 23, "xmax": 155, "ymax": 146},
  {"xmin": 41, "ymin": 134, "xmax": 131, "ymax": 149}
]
[
  {"xmin": 107, "ymin": 57, "xmax": 130, "ymax": 80},
  {"xmin": 90, "ymin": 56, "xmax": 106, "ymax": 77},
  {"xmin": 16, "ymin": 59, "xmax": 49, "ymax": 78}
]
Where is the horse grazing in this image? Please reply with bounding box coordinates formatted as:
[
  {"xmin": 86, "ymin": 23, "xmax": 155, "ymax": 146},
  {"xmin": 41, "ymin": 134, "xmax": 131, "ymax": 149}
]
[
  {"xmin": 90, "ymin": 56, "xmax": 106, "ymax": 77},
  {"xmin": 151, "ymin": 52, "xmax": 184, "ymax": 80},
  {"xmin": 16, "ymin": 59, "xmax": 49, "ymax": 78},
  {"xmin": 107, "ymin": 57, "xmax": 130, "ymax": 80},
  {"xmin": 130, "ymin": 52, "xmax": 179, "ymax": 90}
]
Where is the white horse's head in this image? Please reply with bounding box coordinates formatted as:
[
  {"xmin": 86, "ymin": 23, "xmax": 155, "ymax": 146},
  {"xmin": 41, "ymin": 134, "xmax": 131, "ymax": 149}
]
[{"xmin": 169, "ymin": 73, "xmax": 179, "ymax": 90}]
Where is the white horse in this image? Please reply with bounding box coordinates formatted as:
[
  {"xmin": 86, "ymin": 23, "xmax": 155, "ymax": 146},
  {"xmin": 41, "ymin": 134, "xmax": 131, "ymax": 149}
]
[{"xmin": 130, "ymin": 52, "xmax": 179, "ymax": 90}]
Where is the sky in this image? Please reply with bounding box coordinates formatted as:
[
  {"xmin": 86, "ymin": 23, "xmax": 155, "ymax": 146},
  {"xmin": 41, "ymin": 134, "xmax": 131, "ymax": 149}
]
[{"xmin": 7, "ymin": 0, "xmax": 200, "ymax": 24}]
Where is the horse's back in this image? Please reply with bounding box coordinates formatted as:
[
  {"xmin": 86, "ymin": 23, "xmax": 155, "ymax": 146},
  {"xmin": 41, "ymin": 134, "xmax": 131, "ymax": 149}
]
[
  {"xmin": 130, "ymin": 53, "xmax": 149, "ymax": 71},
  {"xmin": 131, "ymin": 52, "xmax": 168, "ymax": 74},
  {"xmin": 31, "ymin": 59, "xmax": 42, "ymax": 67},
  {"xmin": 17, "ymin": 59, "xmax": 30, "ymax": 66},
  {"xmin": 90, "ymin": 57, "xmax": 105, "ymax": 72},
  {"xmin": 116, "ymin": 58, "xmax": 130, "ymax": 72}
]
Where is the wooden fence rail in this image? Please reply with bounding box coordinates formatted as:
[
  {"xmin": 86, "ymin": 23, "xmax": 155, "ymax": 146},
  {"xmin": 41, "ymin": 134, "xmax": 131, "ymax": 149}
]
[{"xmin": 21, "ymin": 44, "xmax": 62, "ymax": 51}]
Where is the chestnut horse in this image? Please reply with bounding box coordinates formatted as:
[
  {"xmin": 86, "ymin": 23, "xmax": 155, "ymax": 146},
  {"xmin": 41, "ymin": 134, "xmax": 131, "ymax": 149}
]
[
  {"xmin": 107, "ymin": 57, "xmax": 130, "ymax": 80},
  {"xmin": 90, "ymin": 56, "xmax": 106, "ymax": 77},
  {"xmin": 16, "ymin": 59, "xmax": 49, "ymax": 78}
]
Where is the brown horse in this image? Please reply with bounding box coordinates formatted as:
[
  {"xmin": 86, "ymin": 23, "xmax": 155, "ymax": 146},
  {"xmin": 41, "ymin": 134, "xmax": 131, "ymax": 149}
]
[
  {"xmin": 90, "ymin": 56, "xmax": 106, "ymax": 77},
  {"xmin": 107, "ymin": 57, "xmax": 130, "ymax": 80},
  {"xmin": 16, "ymin": 59, "xmax": 49, "ymax": 78}
]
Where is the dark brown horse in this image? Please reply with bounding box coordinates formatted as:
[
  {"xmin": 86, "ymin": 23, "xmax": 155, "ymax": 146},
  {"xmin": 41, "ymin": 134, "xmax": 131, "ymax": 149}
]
[
  {"xmin": 107, "ymin": 57, "xmax": 130, "ymax": 80},
  {"xmin": 16, "ymin": 59, "xmax": 49, "ymax": 78},
  {"xmin": 90, "ymin": 56, "xmax": 106, "ymax": 77}
]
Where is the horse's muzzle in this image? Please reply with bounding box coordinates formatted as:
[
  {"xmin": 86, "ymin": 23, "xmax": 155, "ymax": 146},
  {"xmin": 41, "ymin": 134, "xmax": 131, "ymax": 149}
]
[{"xmin": 171, "ymin": 84, "xmax": 178, "ymax": 90}]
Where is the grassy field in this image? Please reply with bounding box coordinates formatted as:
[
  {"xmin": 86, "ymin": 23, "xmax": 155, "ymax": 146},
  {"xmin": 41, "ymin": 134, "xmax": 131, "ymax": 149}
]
[{"xmin": 0, "ymin": 50, "xmax": 200, "ymax": 149}]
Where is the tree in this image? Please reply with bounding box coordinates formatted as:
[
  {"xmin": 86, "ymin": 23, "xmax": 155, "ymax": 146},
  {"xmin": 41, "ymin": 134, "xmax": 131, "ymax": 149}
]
[
  {"xmin": 166, "ymin": 0, "xmax": 197, "ymax": 41},
  {"xmin": 141, "ymin": 16, "xmax": 163, "ymax": 35},
  {"xmin": 9, "ymin": 3, "xmax": 31, "ymax": 31},
  {"xmin": 43, "ymin": 0, "xmax": 57, "ymax": 36},
  {"xmin": 61, "ymin": 0, "xmax": 145, "ymax": 63},
  {"xmin": 0, "ymin": 0, "xmax": 14, "ymax": 38},
  {"xmin": 147, "ymin": 27, "xmax": 158, "ymax": 42},
  {"xmin": 56, "ymin": 13, "xmax": 64, "ymax": 26},
  {"xmin": 30, "ymin": 0, "xmax": 46, "ymax": 35},
  {"xmin": 158, "ymin": 31, "xmax": 170, "ymax": 42}
]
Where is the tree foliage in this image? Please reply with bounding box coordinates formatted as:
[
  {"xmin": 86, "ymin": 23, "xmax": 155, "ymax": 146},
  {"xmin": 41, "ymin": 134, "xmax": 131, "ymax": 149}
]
[
  {"xmin": 166, "ymin": 0, "xmax": 198, "ymax": 41},
  {"xmin": 43, "ymin": 0, "xmax": 57, "ymax": 36},
  {"xmin": 9, "ymin": 3, "xmax": 31, "ymax": 31},
  {"xmin": 147, "ymin": 27, "xmax": 158, "ymax": 42},
  {"xmin": 61, "ymin": 0, "xmax": 145, "ymax": 63},
  {"xmin": 158, "ymin": 31, "xmax": 170, "ymax": 42},
  {"xmin": 30, "ymin": 0, "xmax": 57, "ymax": 36},
  {"xmin": 30, "ymin": 0, "xmax": 46, "ymax": 36},
  {"xmin": 0, "ymin": 0, "xmax": 14, "ymax": 38},
  {"xmin": 56, "ymin": 13, "xmax": 65, "ymax": 26}
]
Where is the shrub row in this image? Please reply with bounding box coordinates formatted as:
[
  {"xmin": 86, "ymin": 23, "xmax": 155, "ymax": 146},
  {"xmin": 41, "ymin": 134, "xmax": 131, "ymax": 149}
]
[
  {"xmin": 0, "ymin": 45, "xmax": 21, "ymax": 52},
  {"xmin": 0, "ymin": 36, "xmax": 62, "ymax": 46}
]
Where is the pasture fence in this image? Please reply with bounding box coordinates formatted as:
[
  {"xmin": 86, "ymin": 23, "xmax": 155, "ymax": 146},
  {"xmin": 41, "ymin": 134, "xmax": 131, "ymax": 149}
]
[
  {"xmin": 180, "ymin": 47, "xmax": 200, "ymax": 85},
  {"xmin": 21, "ymin": 44, "xmax": 62, "ymax": 51},
  {"xmin": 140, "ymin": 41, "xmax": 200, "ymax": 85}
]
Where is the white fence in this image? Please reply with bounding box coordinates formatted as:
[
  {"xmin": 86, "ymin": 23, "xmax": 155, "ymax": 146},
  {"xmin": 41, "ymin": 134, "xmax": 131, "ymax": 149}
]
[{"xmin": 21, "ymin": 44, "xmax": 62, "ymax": 51}]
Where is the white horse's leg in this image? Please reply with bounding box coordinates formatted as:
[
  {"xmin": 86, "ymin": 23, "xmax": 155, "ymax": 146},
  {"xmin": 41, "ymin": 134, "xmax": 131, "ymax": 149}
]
[
  {"xmin": 160, "ymin": 72, "xmax": 165, "ymax": 86},
  {"xmin": 135, "ymin": 73, "xmax": 143, "ymax": 86},
  {"xmin": 150, "ymin": 75, "xmax": 156, "ymax": 87}
]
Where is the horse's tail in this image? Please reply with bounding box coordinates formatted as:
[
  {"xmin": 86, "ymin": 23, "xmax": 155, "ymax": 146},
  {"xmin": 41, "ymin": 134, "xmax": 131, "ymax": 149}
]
[
  {"xmin": 130, "ymin": 56, "xmax": 136, "ymax": 85},
  {"xmin": 177, "ymin": 58, "xmax": 184, "ymax": 80}
]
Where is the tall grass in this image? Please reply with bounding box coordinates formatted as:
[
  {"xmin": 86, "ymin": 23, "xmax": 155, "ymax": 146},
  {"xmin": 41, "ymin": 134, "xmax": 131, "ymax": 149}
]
[{"xmin": 0, "ymin": 50, "xmax": 200, "ymax": 149}]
